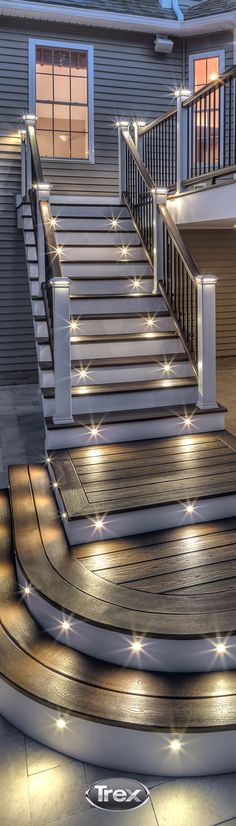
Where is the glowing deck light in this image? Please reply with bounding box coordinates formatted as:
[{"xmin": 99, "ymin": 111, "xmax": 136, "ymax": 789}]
[
  {"xmin": 61, "ymin": 512, "xmax": 67, "ymax": 520},
  {"xmin": 111, "ymin": 218, "xmax": 119, "ymax": 229},
  {"xmin": 132, "ymin": 278, "xmax": 141, "ymax": 289},
  {"xmin": 53, "ymin": 482, "xmax": 58, "ymax": 489},
  {"xmin": 184, "ymin": 417, "xmax": 192, "ymax": 427},
  {"xmin": 79, "ymin": 368, "xmax": 88, "ymax": 379},
  {"xmin": 186, "ymin": 504, "xmax": 194, "ymax": 514},
  {"xmin": 215, "ymin": 642, "xmax": 227, "ymax": 655},
  {"xmin": 70, "ymin": 320, "xmax": 79, "ymax": 331},
  {"xmin": 146, "ymin": 317, "xmax": 155, "ymax": 327},
  {"xmin": 46, "ymin": 456, "xmax": 52, "ymax": 464},
  {"xmin": 163, "ymin": 363, "xmax": 172, "ymax": 373},
  {"xmin": 61, "ymin": 620, "xmax": 71, "ymax": 631},
  {"xmin": 90, "ymin": 426, "xmax": 99, "ymax": 436},
  {"xmin": 170, "ymin": 738, "xmax": 181, "ymax": 752},
  {"xmin": 56, "ymin": 245, "xmax": 64, "ymax": 256},
  {"xmin": 56, "ymin": 717, "xmax": 66, "ymax": 729},
  {"xmin": 120, "ymin": 245, "xmax": 129, "ymax": 257},
  {"xmin": 95, "ymin": 519, "xmax": 104, "ymax": 529},
  {"xmin": 24, "ymin": 585, "xmax": 31, "ymax": 595},
  {"xmin": 131, "ymin": 641, "xmax": 143, "ymax": 653}
]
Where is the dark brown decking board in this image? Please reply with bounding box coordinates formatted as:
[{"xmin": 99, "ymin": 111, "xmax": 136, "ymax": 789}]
[
  {"xmin": 5, "ymin": 486, "xmax": 236, "ymax": 731},
  {"xmin": 10, "ymin": 463, "xmax": 236, "ymax": 639},
  {"xmin": 51, "ymin": 432, "xmax": 236, "ymax": 520}
]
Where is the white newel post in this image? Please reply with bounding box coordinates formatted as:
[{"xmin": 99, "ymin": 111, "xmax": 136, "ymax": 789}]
[
  {"xmin": 196, "ymin": 275, "xmax": 218, "ymax": 410},
  {"xmin": 152, "ymin": 189, "xmax": 167, "ymax": 294},
  {"xmin": 52, "ymin": 277, "xmax": 74, "ymax": 425},
  {"xmin": 23, "ymin": 114, "xmax": 37, "ymax": 193},
  {"xmin": 117, "ymin": 122, "xmax": 129, "ymax": 201},
  {"xmin": 176, "ymin": 89, "xmax": 191, "ymax": 192}
]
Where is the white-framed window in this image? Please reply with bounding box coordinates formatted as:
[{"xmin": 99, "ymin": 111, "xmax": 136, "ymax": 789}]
[
  {"xmin": 29, "ymin": 38, "xmax": 94, "ymax": 162},
  {"xmin": 189, "ymin": 50, "xmax": 225, "ymax": 93},
  {"xmin": 189, "ymin": 50, "xmax": 225, "ymax": 169}
]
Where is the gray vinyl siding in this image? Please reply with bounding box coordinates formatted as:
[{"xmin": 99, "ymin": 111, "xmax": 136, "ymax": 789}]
[{"xmin": 182, "ymin": 229, "xmax": 236, "ymax": 358}]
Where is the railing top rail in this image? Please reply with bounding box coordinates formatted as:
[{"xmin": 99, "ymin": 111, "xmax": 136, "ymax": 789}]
[
  {"xmin": 26, "ymin": 122, "xmax": 44, "ymax": 183},
  {"xmin": 39, "ymin": 199, "xmax": 62, "ymax": 281},
  {"xmin": 138, "ymin": 106, "xmax": 177, "ymax": 136},
  {"xmin": 160, "ymin": 203, "xmax": 199, "ymax": 285},
  {"xmin": 182, "ymin": 62, "xmax": 236, "ymax": 108},
  {"xmin": 123, "ymin": 129, "xmax": 156, "ymax": 191}
]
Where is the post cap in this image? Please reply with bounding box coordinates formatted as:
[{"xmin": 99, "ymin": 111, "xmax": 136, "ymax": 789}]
[
  {"xmin": 196, "ymin": 274, "xmax": 219, "ymax": 285},
  {"xmin": 51, "ymin": 277, "xmax": 71, "ymax": 288}
]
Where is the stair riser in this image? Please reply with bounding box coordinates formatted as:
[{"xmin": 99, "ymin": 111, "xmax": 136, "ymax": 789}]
[
  {"xmin": 52, "ymin": 204, "xmax": 129, "ymax": 218},
  {"xmin": 31, "ymin": 277, "xmax": 154, "ymax": 296},
  {"xmin": 46, "ymin": 410, "xmax": 226, "ymax": 450},
  {"xmin": 62, "ymin": 263, "xmax": 152, "ymax": 278},
  {"xmin": 35, "ymin": 317, "xmax": 175, "ymax": 338},
  {"xmin": 38, "ymin": 338, "xmax": 183, "ymax": 361},
  {"xmin": 56, "ymin": 218, "xmax": 134, "ymax": 231},
  {"xmin": 3, "ymin": 678, "xmax": 236, "ymax": 775},
  {"xmin": 26, "ymin": 231, "xmax": 140, "ymax": 247},
  {"xmin": 40, "ymin": 363, "xmax": 194, "ymax": 388},
  {"xmin": 42, "ymin": 384, "xmax": 198, "ymax": 416},
  {"xmin": 32, "ymin": 295, "xmax": 166, "ymax": 315},
  {"xmin": 56, "ymin": 232, "xmax": 142, "ymax": 245}
]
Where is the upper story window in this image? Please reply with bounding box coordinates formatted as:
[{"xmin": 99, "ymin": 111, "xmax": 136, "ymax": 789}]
[
  {"xmin": 193, "ymin": 55, "xmax": 220, "ymax": 92},
  {"xmin": 29, "ymin": 39, "xmax": 94, "ymax": 161}
]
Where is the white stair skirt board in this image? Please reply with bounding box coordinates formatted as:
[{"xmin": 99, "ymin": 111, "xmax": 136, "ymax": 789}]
[
  {"xmin": 16, "ymin": 558, "xmax": 236, "ymax": 675},
  {"xmin": 51, "ymin": 480, "xmax": 235, "ymax": 546},
  {"xmin": 2, "ymin": 679, "xmax": 236, "ymax": 776},
  {"xmin": 42, "ymin": 385, "xmax": 198, "ymax": 417},
  {"xmin": 46, "ymin": 408, "xmax": 225, "ymax": 450}
]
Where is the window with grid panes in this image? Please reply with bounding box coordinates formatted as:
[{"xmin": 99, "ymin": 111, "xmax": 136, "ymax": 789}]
[{"xmin": 35, "ymin": 46, "xmax": 88, "ymax": 159}]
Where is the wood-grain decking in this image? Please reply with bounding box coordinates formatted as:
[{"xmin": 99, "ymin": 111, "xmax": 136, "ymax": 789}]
[
  {"xmin": 9, "ymin": 461, "xmax": 236, "ymax": 639},
  {"xmin": 51, "ymin": 431, "xmax": 236, "ymax": 519},
  {"xmin": 3, "ymin": 485, "xmax": 236, "ymax": 732}
]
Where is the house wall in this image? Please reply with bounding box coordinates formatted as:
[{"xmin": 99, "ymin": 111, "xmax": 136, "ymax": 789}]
[
  {"xmin": 184, "ymin": 30, "xmax": 234, "ymax": 86},
  {"xmin": 182, "ymin": 229, "xmax": 236, "ymax": 358}
]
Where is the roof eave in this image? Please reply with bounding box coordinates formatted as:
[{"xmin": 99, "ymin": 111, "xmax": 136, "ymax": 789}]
[{"xmin": 1, "ymin": 0, "xmax": 236, "ymax": 37}]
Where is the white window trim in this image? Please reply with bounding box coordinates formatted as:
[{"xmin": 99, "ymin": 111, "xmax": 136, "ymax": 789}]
[
  {"xmin": 189, "ymin": 49, "xmax": 225, "ymax": 94},
  {"xmin": 189, "ymin": 49, "xmax": 225, "ymax": 168},
  {"xmin": 28, "ymin": 37, "xmax": 94, "ymax": 163}
]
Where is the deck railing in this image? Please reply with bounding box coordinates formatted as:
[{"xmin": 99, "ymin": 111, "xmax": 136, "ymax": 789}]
[
  {"xmin": 139, "ymin": 108, "xmax": 177, "ymax": 191},
  {"xmin": 19, "ymin": 116, "xmax": 73, "ymax": 425},
  {"xmin": 120, "ymin": 126, "xmax": 218, "ymax": 408},
  {"xmin": 135, "ymin": 63, "xmax": 236, "ymax": 190},
  {"xmin": 183, "ymin": 64, "xmax": 236, "ymax": 185}
]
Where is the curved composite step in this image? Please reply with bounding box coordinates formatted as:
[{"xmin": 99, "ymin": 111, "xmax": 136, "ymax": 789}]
[
  {"xmin": 2, "ymin": 488, "xmax": 236, "ymax": 775},
  {"xmin": 9, "ymin": 459, "xmax": 236, "ymax": 672}
]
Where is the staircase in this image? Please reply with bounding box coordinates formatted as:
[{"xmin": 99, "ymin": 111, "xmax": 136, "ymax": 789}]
[
  {"xmin": 18, "ymin": 194, "xmax": 224, "ymax": 450},
  {"xmin": 2, "ymin": 119, "xmax": 236, "ymax": 779}
]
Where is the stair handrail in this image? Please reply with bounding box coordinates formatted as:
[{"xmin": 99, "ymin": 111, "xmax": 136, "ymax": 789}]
[
  {"xmin": 19, "ymin": 117, "xmax": 73, "ymax": 425},
  {"xmin": 120, "ymin": 126, "xmax": 219, "ymax": 410}
]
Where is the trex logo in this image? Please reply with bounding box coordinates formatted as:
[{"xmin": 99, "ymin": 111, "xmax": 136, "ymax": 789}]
[{"xmin": 86, "ymin": 777, "xmax": 150, "ymax": 811}]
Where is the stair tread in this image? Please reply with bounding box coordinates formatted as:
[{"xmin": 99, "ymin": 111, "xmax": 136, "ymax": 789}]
[
  {"xmin": 38, "ymin": 331, "xmax": 178, "ymax": 346},
  {"xmin": 43, "ymin": 377, "xmax": 197, "ymax": 399},
  {"xmin": 46, "ymin": 403, "xmax": 226, "ymax": 429},
  {"xmin": 40, "ymin": 353, "xmax": 189, "ymax": 370}
]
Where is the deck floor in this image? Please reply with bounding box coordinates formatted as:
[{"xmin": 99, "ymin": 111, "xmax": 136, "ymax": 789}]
[{"xmin": 51, "ymin": 431, "xmax": 236, "ymax": 519}]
